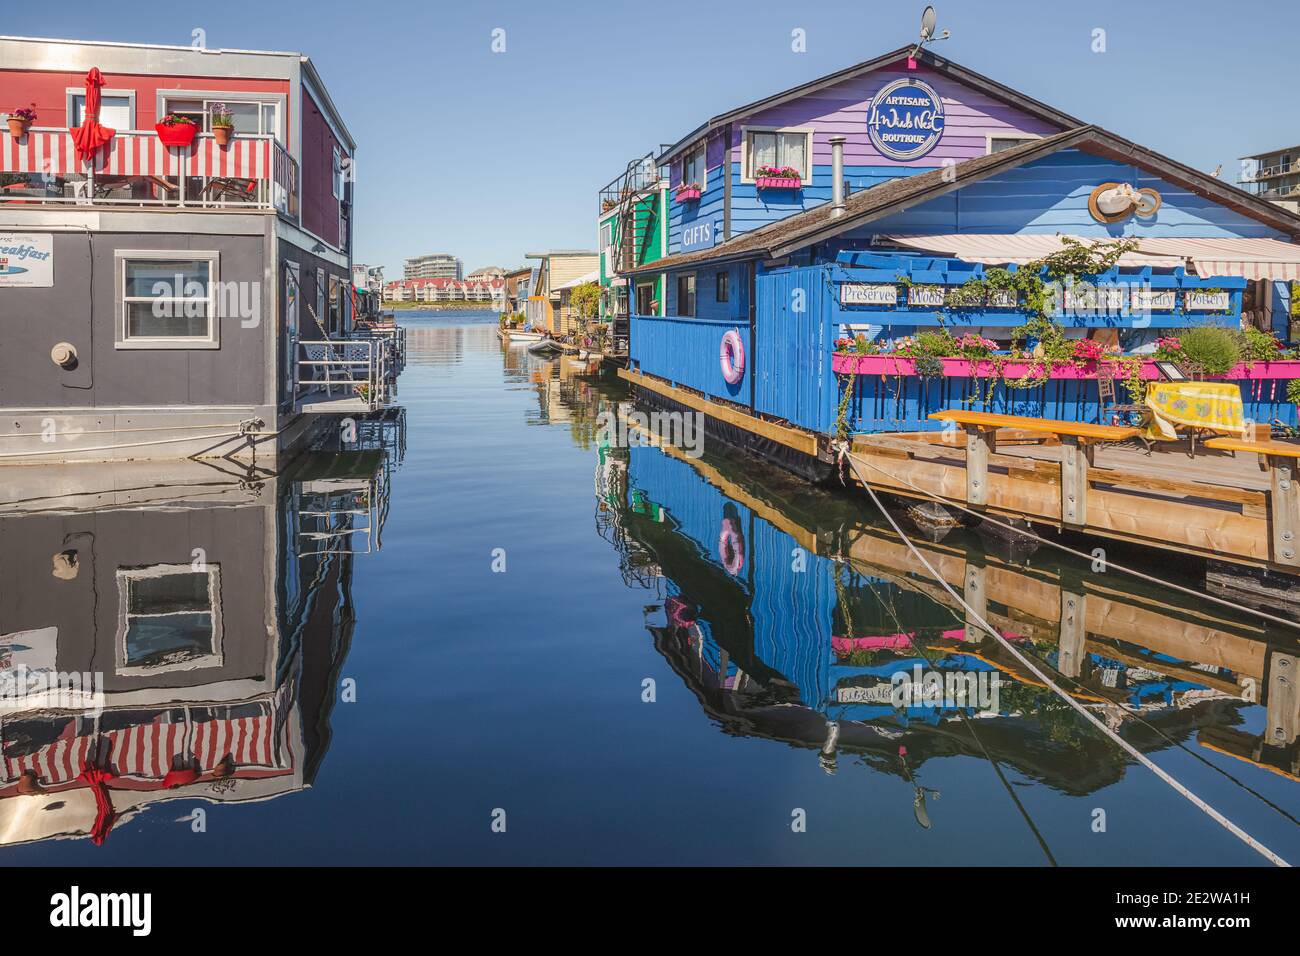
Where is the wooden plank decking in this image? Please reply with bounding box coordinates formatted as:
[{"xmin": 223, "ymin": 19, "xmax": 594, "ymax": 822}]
[{"xmin": 849, "ymin": 428, "xmax": 1300, "ymax": 573}]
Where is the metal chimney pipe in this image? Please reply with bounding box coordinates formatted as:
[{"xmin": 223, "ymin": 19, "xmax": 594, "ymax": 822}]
[{"xmin": 829, "ymin": 136, "xmax": 846, "ymax": 218}]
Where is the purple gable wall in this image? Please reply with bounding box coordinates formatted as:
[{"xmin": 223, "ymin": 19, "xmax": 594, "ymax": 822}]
[{"xmin": 732, "ymin": 63, "xmax": 1064, "ymax": 168}]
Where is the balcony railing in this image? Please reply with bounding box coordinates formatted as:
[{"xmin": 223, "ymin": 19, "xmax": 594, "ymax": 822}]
[{"xmin": 0, "ymin": 127, "xmax": 299, "ymax": 220}]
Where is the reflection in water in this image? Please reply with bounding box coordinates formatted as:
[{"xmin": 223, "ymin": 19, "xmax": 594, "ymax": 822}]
[
  {"xmin": 564, "ymin": 364, "xmax": 1300, "ymax": 844},
  {"xmin": 0, "ymin": 412, "xmax": 404, "ymax": 848}
]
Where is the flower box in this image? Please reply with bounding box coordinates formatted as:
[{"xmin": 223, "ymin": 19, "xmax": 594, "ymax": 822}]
[
  {"xmin": 155, "ymin": 120, "xmax": 198, "ymax": 148},
  {"xmin": 831, "ymin": 353, "xmax": 1300, "ymax": 381},
  {"xmin": 755, "ymin": 176, "xmax": 801, "ymax": 190},
  {"xmin": 675, "ymin": 186, "xmax": 701, "ymax": 202}
]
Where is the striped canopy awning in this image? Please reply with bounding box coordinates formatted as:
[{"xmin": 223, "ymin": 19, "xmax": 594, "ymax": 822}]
[
  {"xmin": 881, "ymin": 234, "xmax": 1300, "ymax": 281},
  {"xmin": 2, "ymin": 129, "xmax": 273, "ymax": 180}
]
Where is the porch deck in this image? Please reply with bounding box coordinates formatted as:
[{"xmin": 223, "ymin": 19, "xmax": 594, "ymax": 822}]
[{"xmin": 848, "ymin": 426, "xmax": 1299, "ymax": 572}]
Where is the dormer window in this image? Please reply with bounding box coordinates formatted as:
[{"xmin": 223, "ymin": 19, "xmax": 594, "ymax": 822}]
[
  {"xmin": 682, "ymin": 143, "xmax": 707, "ymax": 192},
  {"xmin": 743, "ymin": 127, "xmax": 811, "ymax": 182}
]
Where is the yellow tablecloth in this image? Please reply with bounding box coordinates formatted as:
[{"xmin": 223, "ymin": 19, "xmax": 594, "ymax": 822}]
[{"xmin": 1144, "ymin": 381, "xmax": 1247, "ymax": 440}]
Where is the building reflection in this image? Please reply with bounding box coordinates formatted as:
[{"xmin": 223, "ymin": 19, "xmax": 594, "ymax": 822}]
[
  {"xmin": 595, "ymin": 431, "xmax": 1300, "ymax": 806},
  {"xmin": 0, "ymin": 412, "xmax": 404, "ymax": 847}
]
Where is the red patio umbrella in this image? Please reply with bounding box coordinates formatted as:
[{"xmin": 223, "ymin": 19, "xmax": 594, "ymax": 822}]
[{"xmin": 69, "ymin": 67, "xmax": 116, "ymax": 165}]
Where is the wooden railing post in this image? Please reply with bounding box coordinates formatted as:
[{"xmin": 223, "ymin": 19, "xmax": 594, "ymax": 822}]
[
  {"xmin": 1060, "ymin": 436, "xmax": 1091, "ymax": 527},
  {"xmin": 1268, "ymin": 454, "xmax": 1300, "ymax": 568},
  {"xmin": 963, "ymin": 561, "xmax": 987, "ymax": 643},
  {"xmin": 1057, "ymin": 588, "xmax": 1088, "ymax": 679},
  {"xmin": 965, "ymin": 425, "xmax": 994, "ymax": 506},
  {"xmin": 1266, "ymin": 650, "xmax": 1298, "ymax": 747}
]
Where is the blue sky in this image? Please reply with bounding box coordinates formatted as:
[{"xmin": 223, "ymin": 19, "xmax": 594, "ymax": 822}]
[{"xmin": 38, "ymin": 0, "xmax": 1300, "ymax": 275}]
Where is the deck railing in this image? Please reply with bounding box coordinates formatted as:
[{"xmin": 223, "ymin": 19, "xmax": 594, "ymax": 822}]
[
  {"xmin": 629, "ymin": 313, "xmax": 750, "ymax": 403},
  {"xmin": 296, "ymin": 337, "xmax": 393, "ymax": 412},
  {"xmin": 0, "ymin": 127, "xmax": 299, "ymax": 220}
]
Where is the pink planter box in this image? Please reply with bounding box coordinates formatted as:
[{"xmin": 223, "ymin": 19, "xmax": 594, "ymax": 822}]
[
  {"xmin": 755, "ymin": 176, "xmax": 801, "ymax": 190},
  {"xmin": 675, "ymin": 187, "xmax": 701, "ymax": 202},
  {"xmin": 831, "ymin": 353, "xmax": 1300, "ymax": 381}
]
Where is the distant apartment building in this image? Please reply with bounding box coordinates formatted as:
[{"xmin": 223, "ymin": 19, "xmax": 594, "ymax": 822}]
[
  {"xmin": 1239, "ymin": 145, "xmax": 1300, "ymax": 212},
  {"xmin": 384, "ymin": 277, "xmax": 505, "ymax": 306},
  {"xmin": 467, "ymin": 266, "xmax": 506, "ymax": 280},
  {"xmin": 404, "ymin": 253, "xmax": 463, "ymax": 280}
]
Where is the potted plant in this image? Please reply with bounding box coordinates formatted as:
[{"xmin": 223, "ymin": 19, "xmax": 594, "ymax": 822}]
[
  {"xmin": 6, "ymin": 106, "xmax": 36, "ymax": 138},
  {"xmin": 211, "ymin": 103, "xmax": 235, "ymax": 147},
  {"xmin": 676, "ymin": 182, "xmax": 702, "ymax": 202},
  {"xmin": 1288, "ymin": 379, "xmax": 1300, "ymax": 416},
  {"xmin": 755, "ymin": 165, "xmax": 801, "ymax": 189},
  {"xmin": 155, "ymin": 113, "xmax": 199, "ymax": 148}
]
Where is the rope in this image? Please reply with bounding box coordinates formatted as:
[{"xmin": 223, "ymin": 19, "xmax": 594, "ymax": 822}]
[
  {"xmin": 845, "ymin": 441, "xmax": 1300, "ymax": 634},
  {"xmin": 841, "ymin": 450, "xmax": 1292, "ymax": 867},
  {"xmin": 0, "ymin": 430, "xmax": 273, "ymax": 460}
]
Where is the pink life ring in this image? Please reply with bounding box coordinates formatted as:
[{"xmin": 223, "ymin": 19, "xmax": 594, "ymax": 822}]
[
  {"xmin": 718, "ymin": 517, "xmax": 744, "ymax": 576},
  {"xmin": 719, "ymin": 329, "xmax": 745, "ymax": 385}
]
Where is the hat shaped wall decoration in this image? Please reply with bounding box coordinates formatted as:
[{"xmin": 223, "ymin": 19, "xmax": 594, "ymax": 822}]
[{"xmin": 1088, "ymin": 182, "xmax": 1161, "ymax": 223}]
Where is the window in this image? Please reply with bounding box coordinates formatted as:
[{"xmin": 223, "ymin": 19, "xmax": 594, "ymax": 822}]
[
  {"xmin": 676, "ymin": 274, "xmax": 696, "ymax": 317},
  {"xmin": 316, "ymin": 268, "xmax": 327, "ymax": 332},
  {"xmin": 988, "ymin": 135, "xmax": 1039, "ymax": 154},
  {"xmin": 69, "ymin": 90, "xmax": 134, "ymax": 130},
  {"xmin": 716, "ymin": 270, "xmax": 730, "ymax": 304},
  {"xmin": 161, "ymin": 95, "xmax": 282, "ymax": 141},
  {"xmin": 328, "ymin": 275, "xmax": 343, "ymax": 334},
  {"xmin": 116, "ymin": 252, "xmax": 220, "ymax": 348},
  {"xmin": 115, "ymin": 564, "xmax": 223, "ymax": 676},
  {"xmin": 332, "ymin": 146, "xmax": 344, "ymax": 200},
  {"xmin": 683, "ymin": 143, "xmax": 706, "ymax": 189},
  {"xmin": 744, "ymin": 128, "xmax": 811, "ymax": 180},
  {"xmin": 636, "ymin": 282, "xmax": 655, "ymax": 316},
  {"xmin": 600, "ymin": 221, "xmax": 613, "ymax": 249}
]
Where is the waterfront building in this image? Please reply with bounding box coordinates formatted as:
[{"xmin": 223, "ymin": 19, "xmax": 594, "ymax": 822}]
[
  {"xmin": 403, "ymin": 253, "xmax": 462, "ymax": 280},
  {"xmin": 598, "ymin": 153, "xmax": 669, "ymax": 352},
  {"xmin": 503, "ymin": 266, "xmax": 532, "ymax": 315},
  {"xmin": 622, "ymin": 44, "xmax": 1300, "ymax": 452},
  {"xmin": 524, "ymin": 250, "xmax": 599, "ymax": 333},
  {"xmin": 1239, "ymin": 145, "xmax": 1300, "ymax": 213},
  {"xmin": 0, "ymin": 35, "xmax": 403, "ymax": 464},
  {"xmin": 383, "ymin": 277, "xmax": 504, "ymax": 305}
]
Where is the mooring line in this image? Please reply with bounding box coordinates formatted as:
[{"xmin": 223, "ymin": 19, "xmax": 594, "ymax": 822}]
[
  {"xmin": 843, "ymin": 447, "xmax": 1300, "ymax": 634},
  {"xmin": 843, "ymin": 453, "xmax": 1291, "ymax": 868}
]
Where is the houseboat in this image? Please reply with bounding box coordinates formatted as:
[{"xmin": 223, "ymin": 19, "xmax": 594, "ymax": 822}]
[
  {"xmin": 0, "ymin": 35, "xmax": 404, "ymax": 465},
  {"xmin": 616, "ymin": 41, "xmax": 1300, "ymax": 574},
  {"xmin": 598, "ymin": 152, "xmax": 669, "ymax": 356},
  {"xmin": 524, "ymin": 249, "xmax": 598, "ymax": 335}
]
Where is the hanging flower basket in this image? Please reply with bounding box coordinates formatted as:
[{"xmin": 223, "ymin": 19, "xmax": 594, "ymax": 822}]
[
  {"xmin": 213, "ymin": 125, "xmax": 235, "ymax": 147},
  {"xmin": 755, "ymin": 166, "xmax": 801, "ymax": 190},
  {"xmin": 6, "ymin": 107, "xmax": 35, "ymax": 138},
  {"xmin": 211, "ymin": 103, "xmax": 235, "ymax": 147},
  {"xmin": 155, "ymin": 115, "xmax": 198, "ymax": 148},
  {"xmin": 676, "ymin": 183, "xmax": 702, "ymax": 202}
]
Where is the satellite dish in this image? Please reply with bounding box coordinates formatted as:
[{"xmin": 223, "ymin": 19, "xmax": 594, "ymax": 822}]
[{"xmin": 920, "ymin": 5, "xmax": 936, "ymax": 41}]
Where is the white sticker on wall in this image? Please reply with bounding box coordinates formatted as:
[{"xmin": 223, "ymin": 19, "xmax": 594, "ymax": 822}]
[{"xmin": 0, "ymin": 233, "xmax": 54, "ymax": 287}]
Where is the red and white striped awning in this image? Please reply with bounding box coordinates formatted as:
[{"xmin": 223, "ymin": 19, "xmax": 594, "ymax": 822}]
[
  {"xmin": 2, "ymin": 129, "xmax": 273, "ymax": 180},
  {"xmin": 881, "ymin": 233, "xmax": 1300, "ymax": 281},
  {"xmin": 2, "ymin": 710, "xmax": 281, "ymax": 788}
]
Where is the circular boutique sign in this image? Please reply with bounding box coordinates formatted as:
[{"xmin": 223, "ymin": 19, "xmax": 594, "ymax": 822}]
[{"xmin": 867, "ymin": 78, "xmax": 946, "ymax": 161}]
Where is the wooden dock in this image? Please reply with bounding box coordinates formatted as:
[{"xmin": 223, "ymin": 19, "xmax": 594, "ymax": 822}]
[{"xmin": 848, "ymin": 417, "xmax": 1300, "ymax": 574}]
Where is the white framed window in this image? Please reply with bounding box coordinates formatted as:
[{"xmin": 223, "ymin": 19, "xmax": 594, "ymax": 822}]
[
  {"xmin": 67, "ymin": 88, "xmax": 136, "ymax": 130},
  {"xmin": 332, "ymin": 145, "xmax": 344, "ymax": 200},
  {"xmin": 600, "ymin": 220, "xmax": 613, "ymax": 249},
  {"xmin": 115, "ymin": 564, "xmax": 223, "ymax": 676},
  {"xmin": 115, "ymin": 251, "xmax": 220, "ymax": 349},
  {"xmin": 682, "ymin": 143, "xmax": 707, "ymax": 190},
  {"xmin": 986, "ymin": 133, "xmax": 1040, "ymax": 154},
  {"xmin": 742, "ymin": 126, "xmax": 813, "ymax": 182},
  {"xmin": 161, "ymin": 93, "xmax": 283, "ymax": 142}
]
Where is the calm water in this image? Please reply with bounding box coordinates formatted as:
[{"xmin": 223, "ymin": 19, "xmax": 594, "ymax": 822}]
[{"xmin": 2, "ymin": 311, "xmax": 1298, "ymax": 866}]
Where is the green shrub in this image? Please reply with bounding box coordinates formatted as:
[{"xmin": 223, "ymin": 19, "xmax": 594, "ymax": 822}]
[
  {"xmin": 1178, "ymin": 325, "xmax": 1241, "ymax": 376},
  {"xmin": 1288, "ymin": 379, "xmax": 1300, "ymax": 406}
]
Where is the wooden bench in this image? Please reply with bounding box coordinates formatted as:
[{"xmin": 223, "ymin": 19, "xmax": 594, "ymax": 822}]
[
  {"xmin": 928, "ymin": 411, "xmax": 1139, "ymax": 527},
  {"xmin": 1205, "ymin": 437, "xmax": 1300, "ymax": 568}
]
